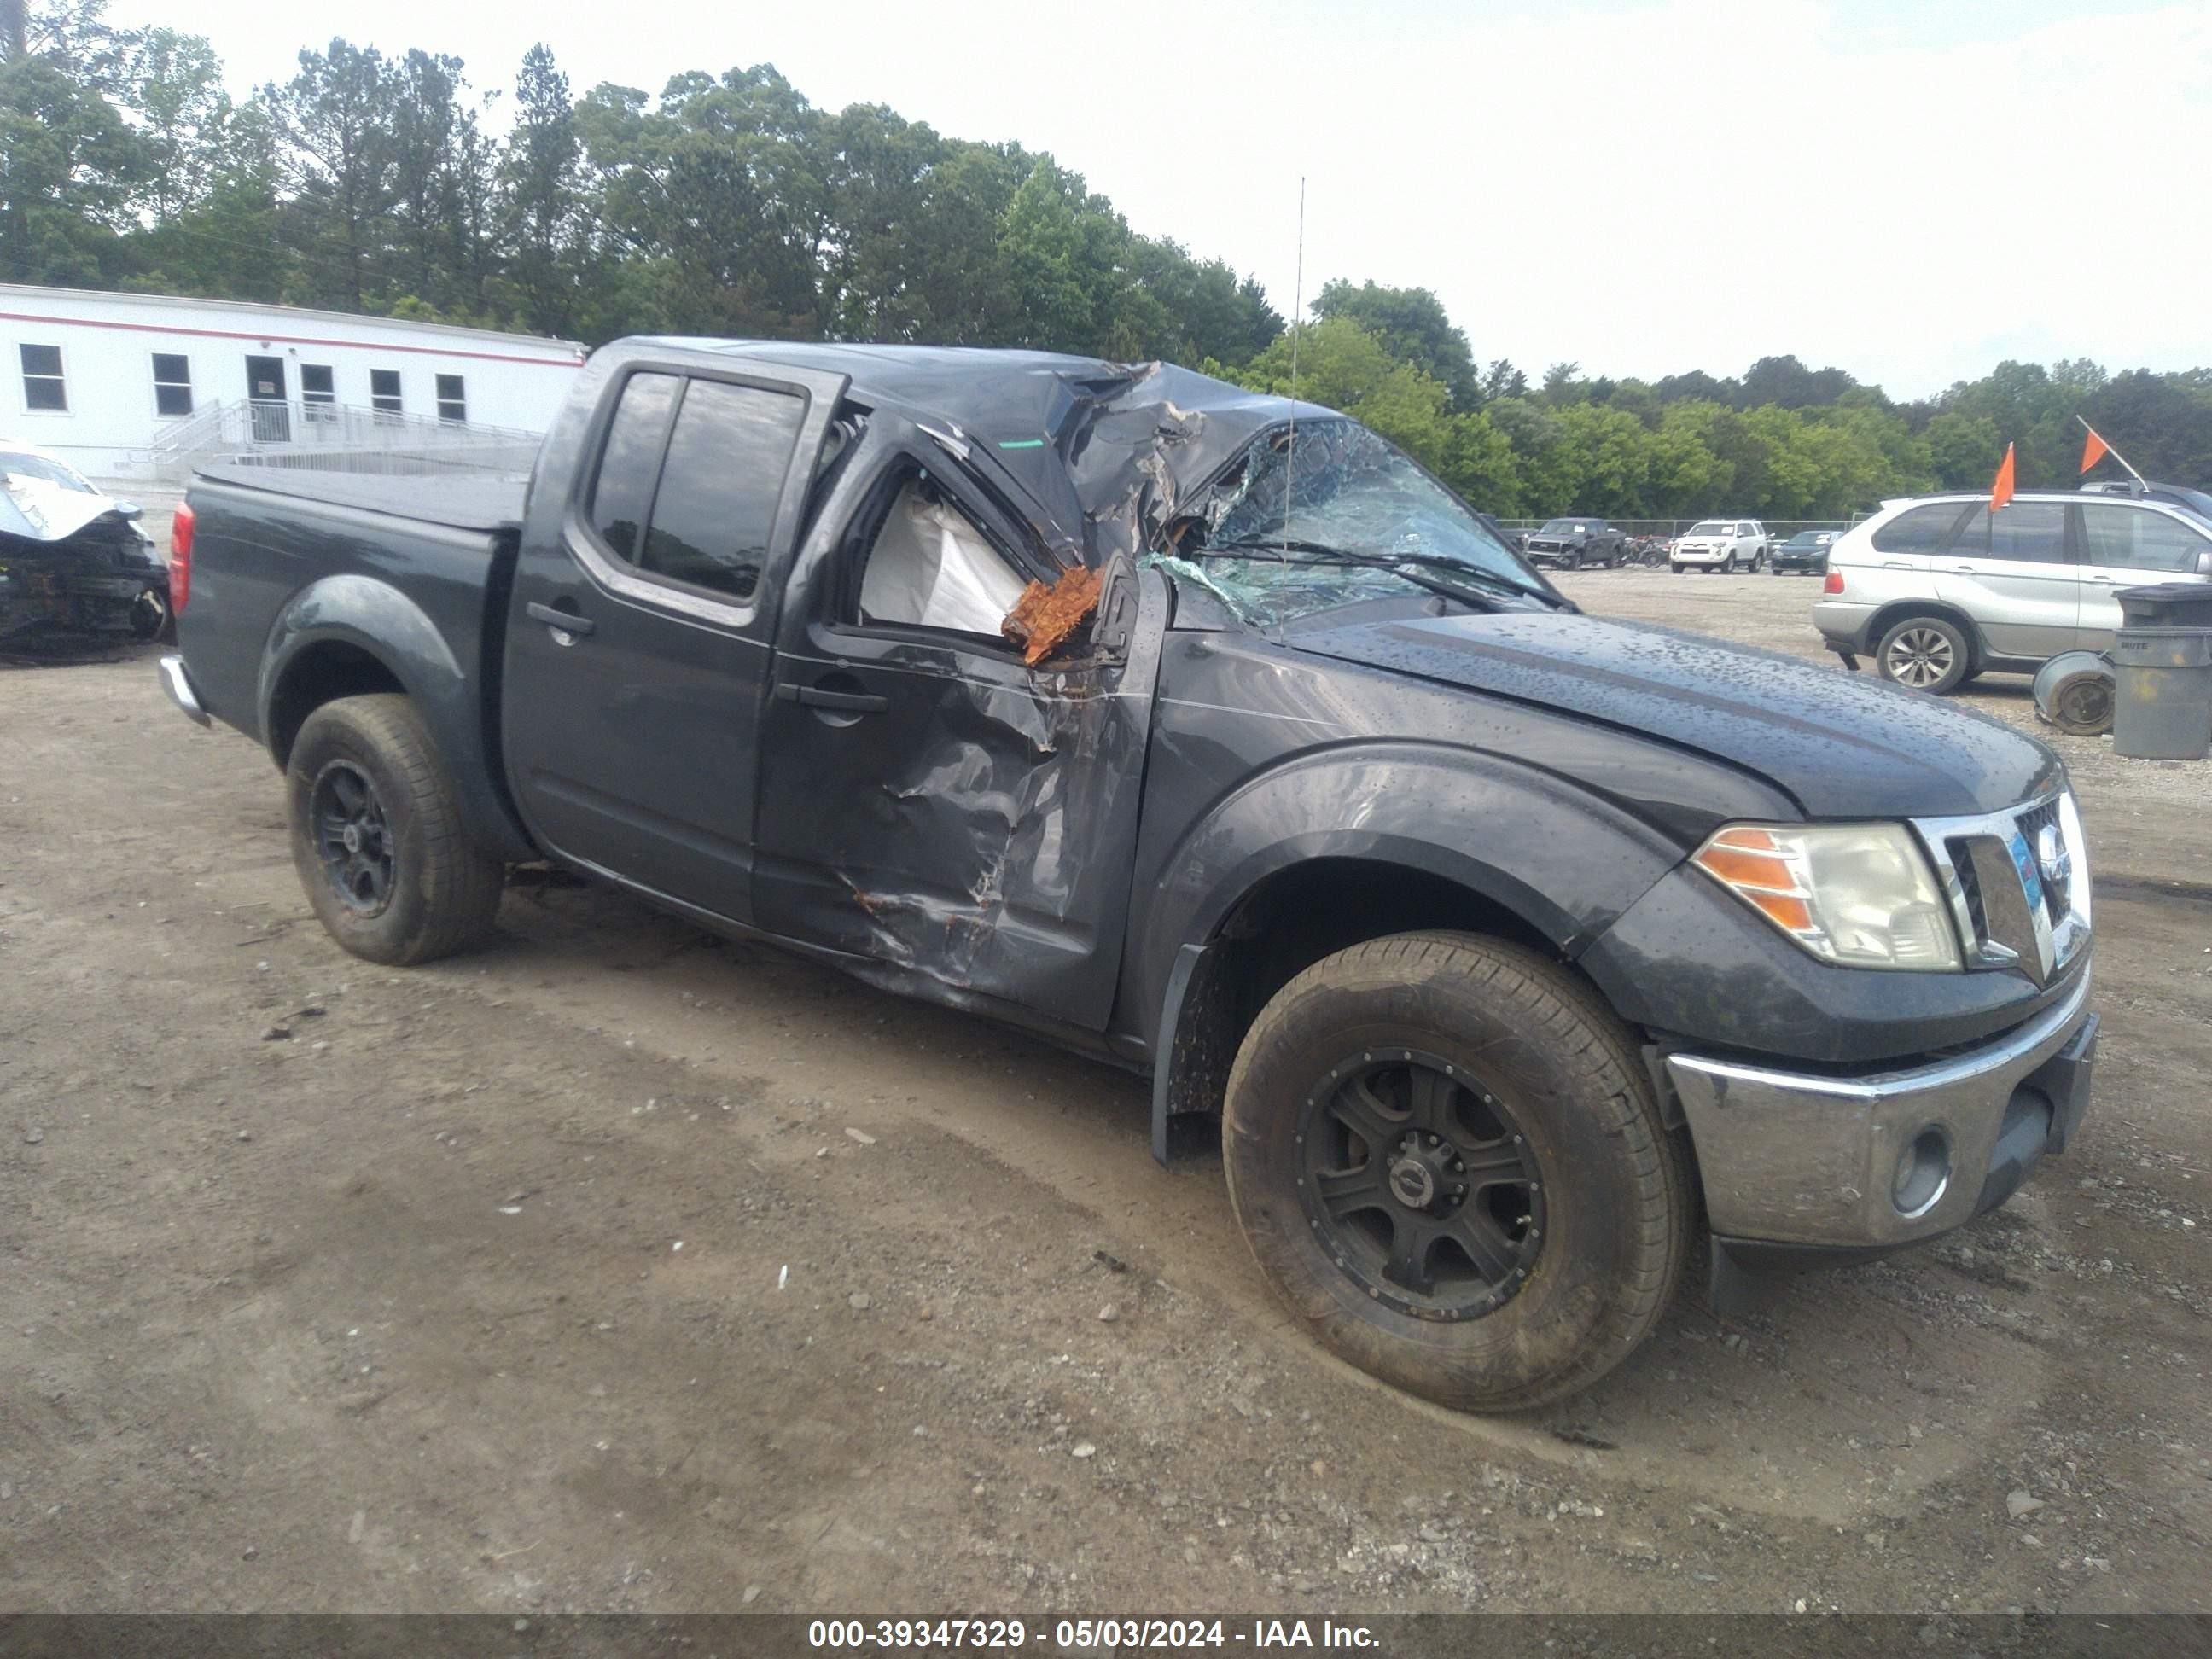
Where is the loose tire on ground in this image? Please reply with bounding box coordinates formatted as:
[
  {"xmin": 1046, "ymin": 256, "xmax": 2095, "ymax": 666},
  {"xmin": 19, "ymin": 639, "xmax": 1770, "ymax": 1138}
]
[
  {"xmin": 1222, "ymin": 931, "xmax": 1691, "ymax": 1412},
  {"xmin": 1875, "ymin": 614, "xmax": 1973, "ymax": 695},
  {"xmin": 285, "ymin": 693, "xmax": 505, "ymax": 965}
]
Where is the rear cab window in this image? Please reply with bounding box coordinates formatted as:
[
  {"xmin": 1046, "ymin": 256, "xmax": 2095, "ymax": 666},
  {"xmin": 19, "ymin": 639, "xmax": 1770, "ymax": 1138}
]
[{"xmin": 585, "ymin": 370, "xmax": 807, "ymax": 604}]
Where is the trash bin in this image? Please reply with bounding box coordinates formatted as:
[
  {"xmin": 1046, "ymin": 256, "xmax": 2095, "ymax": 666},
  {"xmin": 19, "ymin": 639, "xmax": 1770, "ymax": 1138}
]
[{"xmin": 2112, "ymin": 583, "xmax": 2212, "ymax": 760}]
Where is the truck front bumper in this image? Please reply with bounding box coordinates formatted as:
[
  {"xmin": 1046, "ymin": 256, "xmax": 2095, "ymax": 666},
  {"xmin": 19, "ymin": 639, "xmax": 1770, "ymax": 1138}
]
[{"xmin": 1666, "ymin": 967, "xmax": 2095, "ymax": 1255}]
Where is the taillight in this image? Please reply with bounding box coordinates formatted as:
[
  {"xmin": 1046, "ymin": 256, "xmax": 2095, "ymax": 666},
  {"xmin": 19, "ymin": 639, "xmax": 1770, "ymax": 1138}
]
[
  {"xmin": 1822, "ymin": 570, "xmax": 1844, "ymax": 595},
  {"xmin": 170, "ymin": 502, "xmax": 195, "ymax": 614}
]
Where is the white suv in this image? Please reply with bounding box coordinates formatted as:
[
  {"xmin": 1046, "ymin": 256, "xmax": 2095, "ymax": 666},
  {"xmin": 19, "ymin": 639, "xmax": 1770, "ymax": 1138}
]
[
  {"xmin": 1811, "ymin": 490, "xmax": 2212, "ymax": 693},
  {"xmin": 1671, "ymin": 519, "xmax": 1769, "ymax": 573}
]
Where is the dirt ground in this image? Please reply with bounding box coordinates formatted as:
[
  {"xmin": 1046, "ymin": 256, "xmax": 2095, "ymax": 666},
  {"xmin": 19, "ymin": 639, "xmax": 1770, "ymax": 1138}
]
[{"xmin": 2, "ymin": 567, "xmax": 2208, "ymax": 1619}]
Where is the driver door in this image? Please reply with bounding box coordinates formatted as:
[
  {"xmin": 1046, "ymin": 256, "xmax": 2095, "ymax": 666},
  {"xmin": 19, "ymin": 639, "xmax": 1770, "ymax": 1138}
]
[
  {"xmin": 750, "ymin": 451, "xmax": 1164, "ymax": 1028},
  {"xmin": 2075, "ymin": 500, "xmax": 2212, "ymax": 649}
]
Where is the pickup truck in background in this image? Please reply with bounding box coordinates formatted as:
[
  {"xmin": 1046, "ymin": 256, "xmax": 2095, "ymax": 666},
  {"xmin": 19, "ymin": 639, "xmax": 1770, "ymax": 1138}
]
[
  {"xmin": 160, "ymin": 339, "xmax": 2098, "ymax": 1412},
  {"xmin": 1522, "ymin": 515, "xmax": 1627, "ymax": 570}
]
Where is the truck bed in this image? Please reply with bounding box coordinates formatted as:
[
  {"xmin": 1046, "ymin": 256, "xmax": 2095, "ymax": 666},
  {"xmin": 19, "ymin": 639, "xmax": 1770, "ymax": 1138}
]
[{"xmin": 192, "ymin": 464, "xmax": 528, "ymax": 533}]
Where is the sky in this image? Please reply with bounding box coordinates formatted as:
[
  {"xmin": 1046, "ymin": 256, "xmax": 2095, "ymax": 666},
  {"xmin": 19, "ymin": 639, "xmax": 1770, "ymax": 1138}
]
[{"xmin": 106, "ymin": 0, "xmax": 2212, "ymax": 399}]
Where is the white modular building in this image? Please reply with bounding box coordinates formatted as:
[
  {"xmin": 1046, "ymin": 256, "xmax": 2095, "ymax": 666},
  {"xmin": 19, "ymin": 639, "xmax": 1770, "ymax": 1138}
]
[{"xmin": 0, "ymin": 283, "xmax": 586, "ymax": 481}]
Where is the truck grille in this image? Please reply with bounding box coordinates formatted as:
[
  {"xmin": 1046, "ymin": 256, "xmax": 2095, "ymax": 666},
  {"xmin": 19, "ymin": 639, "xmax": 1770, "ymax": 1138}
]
[
  {"xmin": 1918, "ymin": 792, "xmax": 2088, "ymax": 983},
  {"xmin": 2015, "ymin": 798, "xmax": 2069, "ymax": 925}
]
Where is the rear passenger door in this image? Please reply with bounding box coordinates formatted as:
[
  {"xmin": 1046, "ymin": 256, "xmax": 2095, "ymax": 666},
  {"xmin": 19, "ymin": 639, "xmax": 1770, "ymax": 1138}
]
[
  {"xmin": 503, "ymin": 359, "xmax": 848, "ymax": 925},
  {"xmin": 2075, "ymin": 501, "xmax": 2212, "ymax": 648},
  {"xmin": 1932, "ymin": 501, "xmax": 2076, "ymax": 659}
]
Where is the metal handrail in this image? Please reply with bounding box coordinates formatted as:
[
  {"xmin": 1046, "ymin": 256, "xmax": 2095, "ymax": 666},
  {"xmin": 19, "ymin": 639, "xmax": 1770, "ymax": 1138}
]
[{"xmin": 153, "ymin": 398, "xmax": 544, "ymax": 481}]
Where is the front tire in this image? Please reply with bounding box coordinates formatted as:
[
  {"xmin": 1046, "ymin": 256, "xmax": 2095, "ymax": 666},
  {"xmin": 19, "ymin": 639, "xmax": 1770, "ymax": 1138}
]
[
  {"xmin": 1223, "ymin": 932, "xmax": 1691, "ymax": 1412},
  {"xmin": 286, "ymin": 694, "xmax": 505, "ymax": 965},
  {"xmin": 1875, "ymin": 614, "xmax": 1972, "ymax": 695}
]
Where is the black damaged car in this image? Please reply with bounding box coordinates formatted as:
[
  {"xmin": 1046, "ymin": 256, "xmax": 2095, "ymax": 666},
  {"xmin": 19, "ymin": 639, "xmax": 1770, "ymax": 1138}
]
[
  {"xmin": 1, "ymin": 443, "xmax": 171, "ymax": 649},
  {"xmin": 160, "ymin": 341, "xmax": 2098, "ymax": 1411}
]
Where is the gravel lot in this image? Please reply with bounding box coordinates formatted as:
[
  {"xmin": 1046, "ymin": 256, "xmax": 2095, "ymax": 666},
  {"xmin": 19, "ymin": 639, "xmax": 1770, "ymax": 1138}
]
[{"xmin": 2, "ymin": 567, "xmax": 2208, "ymax": 1617}]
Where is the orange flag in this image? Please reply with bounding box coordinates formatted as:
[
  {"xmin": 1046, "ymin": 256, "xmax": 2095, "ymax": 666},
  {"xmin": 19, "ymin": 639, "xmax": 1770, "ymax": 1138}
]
[
  {"xmin": 2081, "ymin": 427, "xmax": 2110, "ymax": 473},
  {"xmin": 1990, "ymin": 441, "xmax": 2017, "ymax": 511}
]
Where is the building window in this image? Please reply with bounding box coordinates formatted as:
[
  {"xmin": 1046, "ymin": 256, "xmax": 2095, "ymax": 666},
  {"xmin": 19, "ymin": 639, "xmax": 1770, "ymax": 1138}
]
[
  {"xmin": 20, "ymin": 344, "xmax": 66, "ymax": 412},
  {"xmin": 152, "ymin": 353, "xmax": 194, "ymax": 417},
  {"xmin": 370, "ymin": 369, "xmax": 402, "ymax": 418},
  {"xmin": 434, "ymin": 373, "xmax": 467, "ymax": 425},
  {"xmin": 300, "ymin": 364, "xmax": 336, "ymax": 422}
]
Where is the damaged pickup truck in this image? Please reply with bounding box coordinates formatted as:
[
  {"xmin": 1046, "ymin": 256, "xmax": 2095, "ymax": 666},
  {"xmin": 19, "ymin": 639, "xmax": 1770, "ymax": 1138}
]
[
  {"xmin": 2, "ymin": 443, "xmax": 170, "ymax": 649},
  {"xmin": 160, "ymin": 339, "xmax": 2098, "ymax": 1411}
]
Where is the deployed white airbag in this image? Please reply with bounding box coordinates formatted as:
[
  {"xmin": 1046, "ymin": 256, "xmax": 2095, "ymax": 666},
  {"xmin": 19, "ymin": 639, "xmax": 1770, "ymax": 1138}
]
[{"xmin": 859, "ymin": 481, "xmax": 1027, "ymax": 635}]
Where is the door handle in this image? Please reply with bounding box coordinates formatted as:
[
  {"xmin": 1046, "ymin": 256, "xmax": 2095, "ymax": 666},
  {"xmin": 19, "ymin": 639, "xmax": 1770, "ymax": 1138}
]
[
  {"xmin": 1948, "ymin": 564, "xmax": 1976, "ymax": 573},
  {"xmin": 527, "ymin": 601, "xmax": 595, "ymax": 637},
  {"xmin": 776, "ymin": 682, "xmax": 888, "ymax": 713}
]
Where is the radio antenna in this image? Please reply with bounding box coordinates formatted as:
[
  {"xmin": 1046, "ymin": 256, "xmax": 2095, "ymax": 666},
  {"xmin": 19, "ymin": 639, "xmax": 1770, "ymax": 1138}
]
[{"xmin": 1281, "ymin": 174, "xmax": 1306, "ymax": 561}]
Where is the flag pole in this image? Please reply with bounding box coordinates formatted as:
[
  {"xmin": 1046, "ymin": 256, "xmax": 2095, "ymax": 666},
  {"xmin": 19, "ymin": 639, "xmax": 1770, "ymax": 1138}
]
[{"xmin": 2076, "ymin": 413, "xmax": 2150, "ymax": 491}]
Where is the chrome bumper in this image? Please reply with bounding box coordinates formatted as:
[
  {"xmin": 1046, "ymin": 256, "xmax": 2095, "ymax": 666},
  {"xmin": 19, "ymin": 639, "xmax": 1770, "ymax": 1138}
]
[
  {"xmin": 158, "ymin": 653, "xmax": 210, "ymax": 726},
  {"xmin": 1667, "ymin": 967, "xmax": 2095, "ymax": 1249}
]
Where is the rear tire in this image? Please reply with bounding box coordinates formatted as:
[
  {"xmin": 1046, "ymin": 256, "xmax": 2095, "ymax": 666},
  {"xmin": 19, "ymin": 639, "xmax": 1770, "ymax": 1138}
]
[
  {"xmin": 1222, "ymin": 931, "xmax": 1690, "ymax": 1412},
  {"xmin": 286, "ymin": 693, "xmax": 505, "ymax": 965},
  {"xmin": 1875, "ymin": 614, "xmax": 1972, "ymax": 695}
]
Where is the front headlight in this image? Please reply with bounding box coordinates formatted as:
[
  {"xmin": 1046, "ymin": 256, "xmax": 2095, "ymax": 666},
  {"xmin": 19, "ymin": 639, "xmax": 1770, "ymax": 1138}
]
[{"xmin": 1692, "ymin": 823, "xmax": 1961, "ymax": 971}]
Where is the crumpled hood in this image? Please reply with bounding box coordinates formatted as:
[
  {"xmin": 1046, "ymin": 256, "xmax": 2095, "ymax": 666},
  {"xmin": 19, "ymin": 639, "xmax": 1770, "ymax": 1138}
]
[
  {"xmin": 1289, "ymin": 610, "xmax": 2062, "ymax": 818},
  {"xmin": 1, "ymin": 474, "xmax": 125, "ymax": 543}
]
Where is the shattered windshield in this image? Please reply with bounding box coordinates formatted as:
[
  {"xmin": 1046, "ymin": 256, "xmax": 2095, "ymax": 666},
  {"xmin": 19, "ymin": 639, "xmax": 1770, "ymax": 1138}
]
[
  {"xmin": 0, "ymin": 451, "xmax": 97, "ymax": 494},
  {"xmin": 1172, "ymin": 419, "xmax": 1551, "ymax": 623}
]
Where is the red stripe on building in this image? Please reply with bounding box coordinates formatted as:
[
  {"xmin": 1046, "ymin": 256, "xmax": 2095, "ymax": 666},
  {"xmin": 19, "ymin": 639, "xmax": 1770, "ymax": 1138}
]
[{"xmin": 0, "ymin": 309, "xmax": 584, "ymax": 368}]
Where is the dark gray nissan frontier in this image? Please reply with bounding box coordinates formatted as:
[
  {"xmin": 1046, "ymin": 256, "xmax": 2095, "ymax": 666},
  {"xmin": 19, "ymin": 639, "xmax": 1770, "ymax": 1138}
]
[{"xmin": 160, "ymin": 339, "xmax": 2098, "ymax": 1410}]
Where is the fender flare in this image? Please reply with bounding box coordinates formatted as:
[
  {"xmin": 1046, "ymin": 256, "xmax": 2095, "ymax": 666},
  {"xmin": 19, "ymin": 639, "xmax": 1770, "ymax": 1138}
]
[
  {"xmin": 259, "ymin": 573, "xmax": 535, "ymax": 863},
  {"xmin": 1133, "ymin": 745, "xmax": 1690, "ymax": 1156}
]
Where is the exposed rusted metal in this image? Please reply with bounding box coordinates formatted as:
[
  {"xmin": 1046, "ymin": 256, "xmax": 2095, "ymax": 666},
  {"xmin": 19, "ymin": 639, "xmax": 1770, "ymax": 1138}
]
[{"xmin": 1000, "ymin": 566, "xmax": 1104, "ymax": 666}]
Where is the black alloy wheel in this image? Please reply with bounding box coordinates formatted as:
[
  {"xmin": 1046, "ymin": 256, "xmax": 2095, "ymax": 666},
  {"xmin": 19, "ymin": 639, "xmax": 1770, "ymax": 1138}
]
[
  {"xmin": 311, "ymin": 760, "xmax": 396, "ymax": 916},
  {"xmin": 1295, "ymin": 1048, "xmax": 1545, "ymax": 1320}
]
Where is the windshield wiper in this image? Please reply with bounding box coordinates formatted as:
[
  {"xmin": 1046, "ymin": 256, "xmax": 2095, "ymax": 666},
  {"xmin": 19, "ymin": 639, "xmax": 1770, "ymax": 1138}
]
[{"xmin": 1202, "ymin": 538, "xmax": 1562, "ymax": 607}]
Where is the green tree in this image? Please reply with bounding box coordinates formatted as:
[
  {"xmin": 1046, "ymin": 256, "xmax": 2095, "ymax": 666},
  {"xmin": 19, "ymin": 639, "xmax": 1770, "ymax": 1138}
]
[
  {"xmin": 0, "ymin": 0, "xmax": 143, "ymax": 283},
  {"xmin": 576, "ymin": 64, "xmax": 830, "ymax": 338},
  {"xmin": 1309, "ymin": 279, "xmax": 1478, "ymax": 406},
  {"xmin": 498, "ymin": 44, "xmax": 588, "ymax": 335},
  {"xmin": 1235, "ymin": 316, "xmax": 1452, "ymax": 472},
  {"xmin": 264, "ymin": 40, "xmax": 399, "ymax": 309}
]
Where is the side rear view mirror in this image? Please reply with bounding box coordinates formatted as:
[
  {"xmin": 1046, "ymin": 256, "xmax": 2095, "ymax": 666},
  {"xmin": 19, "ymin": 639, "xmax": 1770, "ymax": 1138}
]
[
  {"xmin": 112, "ymin": 500, "xmax": 144, "ymax": 521},
  {"xmin": 2196, "ymin": 549, "xmax": 2212, "ymax": 577}
]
